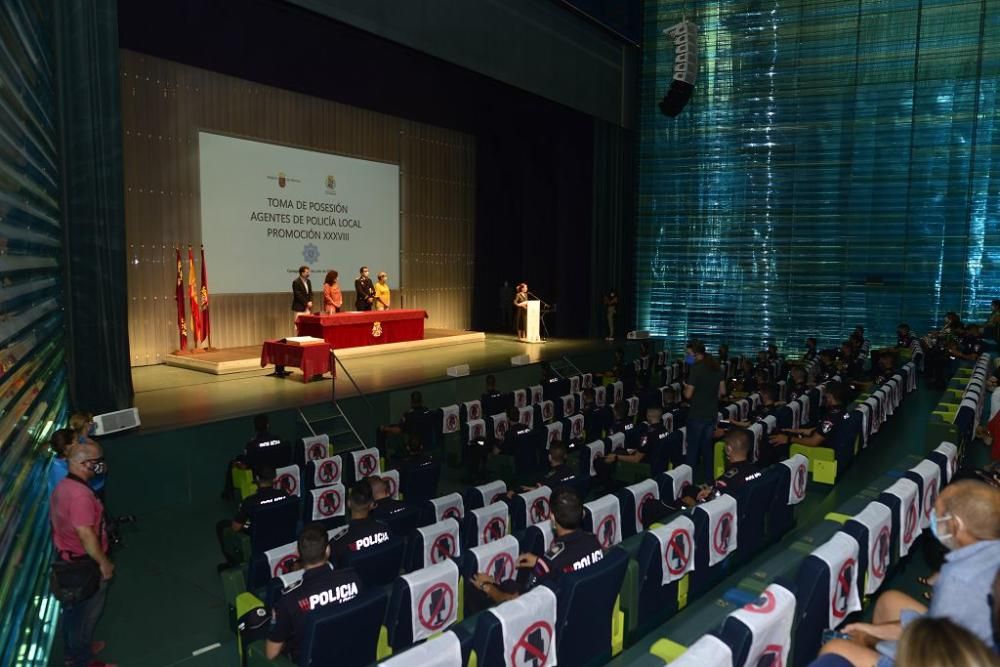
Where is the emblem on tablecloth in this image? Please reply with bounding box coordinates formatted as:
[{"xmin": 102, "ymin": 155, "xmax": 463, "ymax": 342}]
[{"xmin": 372, "ymin": 321, "xmax": 383, "ymax": 337}]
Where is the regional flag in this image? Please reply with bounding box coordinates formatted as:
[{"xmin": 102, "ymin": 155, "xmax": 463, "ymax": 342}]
[
  {"xmin": 199, "ymin": 246, "xmax": 210, "ymax": 343},
  {"xmin": 175, "ymin": 247, "xmax": 187, "ymax": 350},
  {"xmin": 188, "ymin": 246, "xmax": 202, "ymax": 344}
]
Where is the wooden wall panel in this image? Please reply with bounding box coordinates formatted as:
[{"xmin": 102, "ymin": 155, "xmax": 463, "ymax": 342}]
[{"xmin": 121, "ymin": 50, "xmax": 476, "ymax": 366}]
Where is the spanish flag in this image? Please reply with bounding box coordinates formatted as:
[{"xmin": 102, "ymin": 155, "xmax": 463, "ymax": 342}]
[{"xmin": 188, "ymin": 246, "xmax": 202, "ymax": 345}]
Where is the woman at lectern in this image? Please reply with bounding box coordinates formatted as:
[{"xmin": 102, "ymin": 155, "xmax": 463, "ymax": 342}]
[
  {"xmin": 513, "ymin": 282, "xmax": 529, "ymax": 340},
  {"xmin": 374, "ymin": 272, "xmax": 391, "ymax": 311},
  {"xmin": 323, "ymin": 270, "xmax": 343, "ymax": 314}
]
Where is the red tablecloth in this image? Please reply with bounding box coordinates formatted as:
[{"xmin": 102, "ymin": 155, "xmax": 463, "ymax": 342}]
[
  {"xmin": 260, "ymin": 340, "xmax": 331, "ymax": 382},
  {"xmin": 295, "ymin": 309, "xmax": 427, "ymax": 349}
]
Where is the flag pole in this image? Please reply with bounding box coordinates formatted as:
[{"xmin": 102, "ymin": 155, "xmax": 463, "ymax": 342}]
[{"xmin": 205, "ymin": 245, "xmax": 214, "ymax": 352}]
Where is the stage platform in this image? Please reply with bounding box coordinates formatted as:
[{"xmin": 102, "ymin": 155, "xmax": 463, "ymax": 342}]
[
  {"xmin": 162, "ymin": 328, "xmax": 486, "ymax": 375},
  {"xmin": 133, "ymin": 334, "xmax": 613, "ymax": 432}
]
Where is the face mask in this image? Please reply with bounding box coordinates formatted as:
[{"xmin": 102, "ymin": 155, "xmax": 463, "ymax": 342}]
[
  {"xmin": 86, "ymin": 459, "xmax": 107, "ymax": 476},
  {"xmin": 684, "ymin": 354, "xmax": 695, "ymax": 365},
  {"xmin": 929, "ymin": 510, "xmax": 957, "ymax": 549}
]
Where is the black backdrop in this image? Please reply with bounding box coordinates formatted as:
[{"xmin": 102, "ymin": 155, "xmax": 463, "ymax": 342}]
[{"xmin": 117, "ymin": 0, "xmax": 599, "ymax": 338}]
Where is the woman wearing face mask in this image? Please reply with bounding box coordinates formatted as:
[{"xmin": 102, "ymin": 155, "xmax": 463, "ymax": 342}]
[
  {"xmin": 681, "ymin": 339, "xmax": 726, "ymax": 483},
  {"xmin": 69, "ymin": 412, "xmax": 106, "ymax": 496}
]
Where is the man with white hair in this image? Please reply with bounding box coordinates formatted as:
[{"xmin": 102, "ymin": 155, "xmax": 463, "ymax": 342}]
[
  {"xmin": 821, "ymin": 480, "xmax": 1000, "ymax": 666},
  {"xmin": 50, "ymin": 440, "xmax": 116, "ymax": 667}
]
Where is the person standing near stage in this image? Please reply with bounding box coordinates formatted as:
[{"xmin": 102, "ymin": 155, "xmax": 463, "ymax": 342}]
[
  {"xmin": 354, "ymin": 266, "xmax": 375, "ymax": 311},
  {"xmin": 291, "ymin": 266, "xmax": 313, "ymax": 320},
  {"xmin": 374, "ymin": 272, "xmax": 390, "ymax": 311},
  {"xmin": 603, "ymin": 291, "xmax": 618, "ymax": 341},
  {"xmin": 513, "ymin": 283, "xmax": 529, "ymax": 340},
  {"xmin": 322, "ymin": 270, "xmax": 342, "ymax": 314},
  {"xmin": 683, "ymin": 339, "xmax": 726, "ymax": 483}
]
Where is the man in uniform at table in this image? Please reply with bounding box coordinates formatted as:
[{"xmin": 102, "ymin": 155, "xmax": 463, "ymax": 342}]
[{"xmin": 354, "ymin": 266, "xmax": 375, "ymax": 311}]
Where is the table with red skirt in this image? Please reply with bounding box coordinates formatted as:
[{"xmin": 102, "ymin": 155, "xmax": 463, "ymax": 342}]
[
  {"xmin": 259, "ymin": 340, "xmax": 332, "ymax": 383},
  {"xmin": 295, "ymin": 309, "xmax": 427, "ymax": 348}
]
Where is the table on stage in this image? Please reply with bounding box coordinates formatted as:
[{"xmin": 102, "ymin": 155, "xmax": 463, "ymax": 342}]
[
  {"xmin": 260, "ymin": 340, "xmax": 332, "ymax": 382},
  {"xmin": 295, "ymin": 309, "xmax": 428, "ymax": 349}
]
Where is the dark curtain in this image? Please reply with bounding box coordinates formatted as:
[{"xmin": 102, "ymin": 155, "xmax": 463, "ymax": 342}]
[
  {"xmin": 591, "ymin": 120, "xmax": 638, "ymax": 337},
  {"xmin": 55, "ymin": 0, "xmax": 133, "ymax": 412}
]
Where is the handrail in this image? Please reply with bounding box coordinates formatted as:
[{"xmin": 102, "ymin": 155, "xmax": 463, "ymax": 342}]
[{"xmin": 297, "ymin": 409, "xmax": 317, "ymax": 437}]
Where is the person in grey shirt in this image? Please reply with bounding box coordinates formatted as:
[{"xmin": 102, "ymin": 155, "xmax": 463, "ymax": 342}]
[{"xmin": 820, "ymin": 480, "xmax": 1000, "ymax": 666}]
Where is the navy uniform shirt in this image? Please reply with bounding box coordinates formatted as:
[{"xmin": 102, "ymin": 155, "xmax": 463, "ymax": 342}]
[
  {"xmin": 331, "ymin": 517, "xmax": 392, "ymax": 565},
  {"xmin": 498, "ymin": 424, "xmax": 533, "ymax": 455},
  {"xmin": 786, "ymin": 383, "xmax": 807, "ymax": 403},
  {"xmin": 691, "ymin": 459, "xmax": 761, "ymax": 500},
  {"xmin": 636, "ymin": 422, "xmax": 668, "ymax": 460},
  {"xmin": 817, "ymin": 406, "xmax": 847, "ymax": 442},
  {"xmin": 269, "ymin": 564, "xmax": 364, "ymax": 661},
  {"xmin": 244, "ymin": 432, "xmax": 286, "ymax": 468},
  {"xmin": 233, "ymin": 486, "xmax": 289, "ymax": 530},
  {"xmin": 530, "ymin": 530, "xmax": 603, "ymax": 586},
  {"xmin": 960, "ymin": 334, "xmax": 983, "ymax": 356},
  {"xmin": 371, "ymin": 497, "xmax": 408, "ymax": 522},
  {"xmin": 542, "ymin": 463, "xmax": 575, "ymax": 486},
  {"xmin": 401, "ymin": 407, "xmax": 433, "ymax": 434}
]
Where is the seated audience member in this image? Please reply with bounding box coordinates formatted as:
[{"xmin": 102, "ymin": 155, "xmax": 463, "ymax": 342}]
[
  {"xmin": 837, "ymin": 340, "xmax": 863, "ymax": 381},
  {"xmin": 767, "ymin": 381, "xmax": 849, "ymax": 458},
  {"xmin": 642, "ymin": 429, "xmax": 761, "ymax": 525},
  {"xmin": 580, "ymin": 387, "xmax": 605, "ymax": 438},
  {"xmin": 47, "ymin": 427, "xmax": 77, "ymax": 495},
  {"xmin": 224, "ymin": 414, "xmax": 283, "ymax": 499},
  {"xmin": 753, "ymin": 351, "xmax": 773, "ymax": 385},
  {"xmin": 949, "ymin": 324, "xmax": 984, "ymax": 361},
  {"xmin": 717, "ymin": 343, "xmax": 730, "ymax": 363},
  {"xmin": 331, "ymin": 482, "xmax": 392, "ymax": 564},
  {"xmin": 395, "ymin": 433, "xmax": 433, "ymax": 472},
  {"xmin": 733, "ymin": 358, "xmax": 757, "ymax": 394},
  {"xmin": 368, "ymin": 475, "xmax": 408, "ymax": 523},
  {"xmin": 803, "ymin": 337, "xmax": 818, "ymax": 362},
  {"xmin": 896, "ymin": 617, "xmax": 998, "ymax": 667},
  {"xmin": 820, "ymin": 480, "xmax": 1000, "ymax": 666},
  {"xmin": 493, "ymin": 406, "xmax": 531, "ymax": 456},
  {"xmin": 867, "ymin": 352, "xmax": 898, "ymax": 387},
  {"xmin": 816, "ymin": 350, "xmax": 839, "ymax": 383},
  {"xmin": 481, "ymin": 374, "xmax": 505, "ymax": 416},
  {"xmin": 896, "ymin": 323, "xmax": 913, "ymax": 349},
  {"xmin": 377, "ymin": 391, "xmax": 433, "ymax": 455},
  {"xmin": 216, "ymin": 465, "xmax": 289, "ymax": 570},
  {"xmin": 508, "ymin": 441, "xmax": 575, "ymax": 497},
  {"xmin": 265, "ymin": 522, "xmax": 364, "ymax": 663},
  {"xmin": 470, "ymin": 487, "xmax": 603, "ymax": 605},
  {"xmin": 608, "ymin": 400, "xmax": 636, "ymax": 438},
  {"xmin": 661, "ymin": 385, "xmax": 689, "ymax": 427},
  {"xmin": 786, "ymin": 366, "xmax": 809, "ymax": 402},
  {"xmin": 766, "ymin": 342, "xmax": 779, "ymax": 362},
  {"xmin": 540, "ymin": 362, "xmax": 563, "ymax": 401},
  {"xmin": 729, "ymin": 385, "xmax": 779, "ymax": 429}
]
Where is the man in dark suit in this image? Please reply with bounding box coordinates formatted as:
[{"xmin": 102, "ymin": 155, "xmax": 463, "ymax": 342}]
[
  {"xmin": 354, "ymin": 266, "xmax": 375, "ymax": 311},
  {"xmin": 291, "ymin": 266, "xmax": 313, "ymax": 317}
]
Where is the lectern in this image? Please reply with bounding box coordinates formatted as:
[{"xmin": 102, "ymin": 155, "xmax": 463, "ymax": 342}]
[{"xmin": 525, "ymin": 300, "xmax": 543, "ymax": 343}]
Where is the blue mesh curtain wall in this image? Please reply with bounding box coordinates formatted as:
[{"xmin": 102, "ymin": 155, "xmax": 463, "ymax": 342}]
[
  {"xmin": 637, "ymin": 0, "xmax": 1000, "ymax": 353},
  {"xmin": 0, "ymin": 1, "xmax": 68, "ymax": 664}
]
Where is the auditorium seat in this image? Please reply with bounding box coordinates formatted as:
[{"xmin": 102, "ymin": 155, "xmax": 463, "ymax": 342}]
[
  {"xmin": 552, "ymin": 546, "xmax": 629, "ymax": 664},
  {"xmin": 303, "ymin": 455, "xmax": 343, "ymax": 495},
  {"xmin": 247, "ymin": 588, "xmax": 389, "ymax": 667},
  {"xmin": 713, "ymin": 583, "xmax": 796, "ymax": 666},
  {"xmin": 634, "ymin": 515, "xmax": 695, "ymax": 635},
  {"xmin": 510, "ymin": 485, "xmax": 553, "ymax": 530},
  {"xmin": 376, "ymin": 631, "xmax": 465, "ymax": 667},
  {"xmin": 689, "ymin": 495, "xmax": 738, "ymax": 597},
  {"xmin": 385, "ymin": 559, "xmax": 462, "ymax": 652},
  {"xmin": 731, "ymin": 469, "xmax": 779, "ymax": 565},
  {"xmin": 399, "ymin": 459, "xmax": 440, "ymax": 503},
  {"xmin": 342, "ymin": 534, "xmax": 405, "ymax": 585},
  {"xmin": 462, "ymin": 501, "xmax": 510, "ymax": 548},
  {"xmin": 302, "ymin": 484, "xmax": 347, "ymax": 531},
  {"xmin": 404, "ymin": 518, "xmax": 462, "ymax": 572},
  {"xmin": 294, "ymin": 434, "xmax": 331, "ymax": 468},
  {"xmin": 342, "ymin": 447, "xmax": 382, "ymax": 486},
  {"xmin": 468, "ymin": 586, "xmax": 558, "ymax": 667}
]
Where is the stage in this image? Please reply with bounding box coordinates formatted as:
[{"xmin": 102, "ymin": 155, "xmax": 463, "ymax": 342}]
[
  {"xmin": 134, "ymin": 334, "xmax": 612, "ymax": 432},
  {"xmin": 162, "ymin": 328, "xmax": 485, "ymax": 374}
]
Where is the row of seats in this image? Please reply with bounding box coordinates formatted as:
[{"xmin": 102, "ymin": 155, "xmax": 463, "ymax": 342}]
[{"xmin": 627, "ymin": 357, "xmax": 988, "ymax": 666}]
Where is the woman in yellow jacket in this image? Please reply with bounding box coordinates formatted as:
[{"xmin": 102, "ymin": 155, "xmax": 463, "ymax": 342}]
[{"xmin": 374, "ymin": 272, "xmax": 391, "ymax": 310}]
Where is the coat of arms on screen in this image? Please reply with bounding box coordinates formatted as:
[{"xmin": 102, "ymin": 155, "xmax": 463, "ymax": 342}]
[
  {"xmin": 371, "ymin": 321, "xmax": 383, "ymax": 338},
  {"xmin": 278, "ymin": 171, "xmax": 287, "ymax": 188},
  {"xmin": 302, "ymin": 243, "xmax": 320, "ymax": 265},
  {"xmin": 325, "ymin": 175, "xmax": 336, "ymax": 195}
]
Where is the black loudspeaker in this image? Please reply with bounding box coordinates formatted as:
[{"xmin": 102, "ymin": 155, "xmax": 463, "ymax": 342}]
[{"xmin": 659, "ymin": 21, "xmax": 698, "ymax": 118}]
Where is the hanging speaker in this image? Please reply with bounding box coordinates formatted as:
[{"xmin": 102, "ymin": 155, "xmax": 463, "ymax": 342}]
[{"xmin": 659, "ymin": 20, "xmax": 698, "ymax": 118}]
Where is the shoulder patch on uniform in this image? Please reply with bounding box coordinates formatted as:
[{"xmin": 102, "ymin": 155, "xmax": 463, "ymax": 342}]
[
  {"xmin": 282, "ymin": 577, "xmax": 304, "ymax": 594},
  {"xmin": 547, "ymin": 541, "xmax": 566, "ymax": 559}
]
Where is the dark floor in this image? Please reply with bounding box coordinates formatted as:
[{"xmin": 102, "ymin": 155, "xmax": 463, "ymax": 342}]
[{"xmin": 49, "ymin": 372, "xmax": 987, "ymax": 667}]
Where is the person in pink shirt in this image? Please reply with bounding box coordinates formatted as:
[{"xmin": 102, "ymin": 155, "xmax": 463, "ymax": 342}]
[
  {"xmin": 322, "ymin": 270, "xmax": 343, "ymax": 314},
  {"xmin": 50, "ymin": 440, "xmax": 116, "ymax": 667}
]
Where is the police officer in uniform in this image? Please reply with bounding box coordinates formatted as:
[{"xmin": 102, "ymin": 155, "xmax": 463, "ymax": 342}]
[
  {"xmin": 378, "ymin": 391, "xmax": 433, "ymax": 456},
  {"xmin": 580, "ymin": 387, "xmax": 605, "ymax": 440},
  {"xmin": 481, "ymin": 374, "xmax": 509, "ymax": 417},
  {"xmin": 540, "ymin": 441, "xmax": 576, "ymax": 487},
  {"xmin": 661, "ymin": 386, "xmax": 688, "ymax": 430},
  {"xmin": 367, "ymin": 476, "xmax": 408, "ymax": 522},
  {"xmin": 470, "ymin": 488, "xmax": 603, "ymax": 605},
  {"xmin": 786, "ymin": 367, "xmax": 809, "ymax": 403},
  {"xmin": 223, "ymin": 413, "xmax": 288, "ymax": 500},
  {"xmin": 331, "ymin": 482, "xmax": 392, "ymax": 565},
  {"xmin": 896, "ymin": 323, "xmax": 913, "ymax": 348},
  {"xmin": 354, "ymin": 266, "xmax": 375, "ymax": 311},
  {"xmin": 803, "ymin": 337, "xmax": 818, "ymax": 362},
  {"xmin": 769, "ymin": 380, "xmax": 849, "ymax": 459},
  {"xmin": 951, "ymin": 324, "xmax": 984, "ymax": 361},
  {"xmin": 641, "ymin": 430, "xmax": 761, "ymax": 526},
  {"xmin": 265, "ymin": 523, "xmax": 364, "ymax": 662},
  {"xmin": 216, "ymin": 465, "xmax": 289, "ymax": 570}
]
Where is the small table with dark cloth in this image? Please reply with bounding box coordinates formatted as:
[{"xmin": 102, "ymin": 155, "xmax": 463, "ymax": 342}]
[
  {"xmin": 260, "ymin": 340, "xmax": 332, "ymax": 382},
  {"xmin": 295, "ymin": 309, "xmax": 427, "ymax": 349}
]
